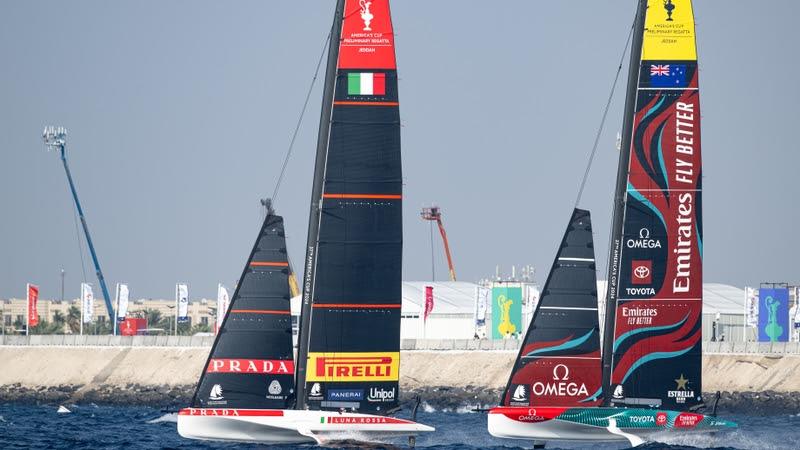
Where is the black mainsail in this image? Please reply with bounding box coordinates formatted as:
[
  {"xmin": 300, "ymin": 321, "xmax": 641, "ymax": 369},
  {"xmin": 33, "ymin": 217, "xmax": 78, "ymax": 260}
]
[
  {"xmin": 296, "ymin": 0, "xmax": 402, "ymax": 414},
  {"xmin": 191, "ymin": 211, "xmax": 294, "ymax": 409},
  {"xmin": 500, "ymin": 209, "xmax": 602, "ymax": 408},
  {"xmin": 601, "ymin": 0, "xmax": 703, "ymax": 411}
]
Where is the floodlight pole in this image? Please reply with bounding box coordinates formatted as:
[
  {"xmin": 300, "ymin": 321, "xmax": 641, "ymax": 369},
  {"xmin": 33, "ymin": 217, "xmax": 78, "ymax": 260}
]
[{"xmin": 43, "ymin": 127, "xmax": 115, "ymax": 330}]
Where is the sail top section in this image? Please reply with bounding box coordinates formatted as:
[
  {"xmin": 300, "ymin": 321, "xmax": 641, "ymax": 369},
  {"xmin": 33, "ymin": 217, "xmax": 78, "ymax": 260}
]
[
  {"xmin": 642, "ymin": 0, "xmax": 697, "ymax": 61},
  {"xmin": 339, "ymin": 0, "xmax": 397, "ymax": 69}
]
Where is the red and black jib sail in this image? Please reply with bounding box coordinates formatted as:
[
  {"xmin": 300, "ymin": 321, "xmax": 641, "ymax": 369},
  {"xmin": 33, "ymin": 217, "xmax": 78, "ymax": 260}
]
[
  {"xmin": 295, "ymin": 0, "xmax": 402, "ymax": 414},
  {"xmin": 191, "ymin": 212, "xmax": 294, "ymax": 409},
  {"xmin": 501, "ymin": 208, "xmax": 602, "ymax": 408},
  {"xmin": 601, "ymin": 0, "xmax": 703, "ymax": 411}
]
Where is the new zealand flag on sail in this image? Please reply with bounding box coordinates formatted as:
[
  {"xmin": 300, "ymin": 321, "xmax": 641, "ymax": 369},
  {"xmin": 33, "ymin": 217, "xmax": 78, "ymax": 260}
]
[{"xmin": 649, "ymin": 64, "xmax": 687, "ymax": 87}]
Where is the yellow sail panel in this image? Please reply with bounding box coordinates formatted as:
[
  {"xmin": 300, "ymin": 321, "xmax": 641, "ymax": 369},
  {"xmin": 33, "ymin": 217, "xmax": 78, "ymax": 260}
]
[{"xmin": 642, "ymin": 0, "xmax": 697, "ymax": 61}]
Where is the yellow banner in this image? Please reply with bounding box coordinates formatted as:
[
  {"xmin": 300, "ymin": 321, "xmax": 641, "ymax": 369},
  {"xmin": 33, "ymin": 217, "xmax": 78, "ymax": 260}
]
[
  {"xmin": 642, "ymin": 0, "xmax": 697, "ymax": 61},
  {"xmin": 306, "ymin": 352, "xmax": 400, "ymax": 382}
]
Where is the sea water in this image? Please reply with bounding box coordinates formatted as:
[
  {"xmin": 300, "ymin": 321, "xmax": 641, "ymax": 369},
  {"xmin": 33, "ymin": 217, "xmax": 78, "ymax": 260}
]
[{"xmin": 0, "ymin": 403, "xmax": 797, "ymax": 449}]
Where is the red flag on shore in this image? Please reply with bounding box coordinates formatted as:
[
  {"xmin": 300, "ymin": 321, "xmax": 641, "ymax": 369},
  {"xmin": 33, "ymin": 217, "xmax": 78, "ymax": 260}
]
[
  {"xmin": 424, "ymin": 286, "xmax": 434, "ymax": 322},
  {"xmin": 27, "ymin": 284, "xmax": 39, "ymax": 327}
]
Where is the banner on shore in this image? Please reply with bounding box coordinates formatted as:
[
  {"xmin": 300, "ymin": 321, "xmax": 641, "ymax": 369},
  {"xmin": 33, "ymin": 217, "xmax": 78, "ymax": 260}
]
[
  {"xmin": 81, "ymin": 283, "xmax": 94, "ymax": 323},
  {"xmin": 491, "ymin": 285, "xmax": 522, "ymax": 339},
  {"xmin": 424, "ymin": 285, "xmax": 434, "ymax": 322},
  {"xmin": 116, "ymin": 283, "xmax": 129, "ymax": 322},
  {"xmin": 216, "ymin": 284, "xmax": 230, "ymax": 332},
  {"xmin": 475, "ymin": 286, "xmax": 489, "ymax": 326},
  {"xmin": 176, "ymin": 283, "xmax": 189, "ymax": 324},
  {"xmin": 745, "ymin": 286, "xmax": 758, "ymax": 328},
  {"xmin": 758, "ymin": 287, "xmax": 789, "ymax": 342},
  {"xmin": 27, "ymin": 283, "xmax": 39, "ymax": 328}
]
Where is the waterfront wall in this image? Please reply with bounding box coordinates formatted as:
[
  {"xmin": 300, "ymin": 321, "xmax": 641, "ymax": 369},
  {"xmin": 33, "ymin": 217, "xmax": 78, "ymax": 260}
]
[
  {"xmin": 1, "ymin": 334, "xmax": 796, "ymax": 355},
  {"xmin": 3, "ymin": 338, "xmax": 800, "ymax": 393}
]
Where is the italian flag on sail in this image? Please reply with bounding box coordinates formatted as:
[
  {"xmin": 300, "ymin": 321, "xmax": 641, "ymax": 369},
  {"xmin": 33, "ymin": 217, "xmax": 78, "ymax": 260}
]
[{"xmin": 347, "ymin": 72, "xmax": 386, "ymax": 96}]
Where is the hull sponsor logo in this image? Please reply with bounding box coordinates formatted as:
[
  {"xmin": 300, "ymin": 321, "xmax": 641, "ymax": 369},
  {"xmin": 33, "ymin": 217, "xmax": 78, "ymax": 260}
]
[
  {"xmin": 327, "ymin": 416, "xmax": 406, "ymax": 424},
  {"xmin": 656, "ymin": 412, "xmax": 668, "ymax": 426},
  {"xmin": 187, "ymin": 408, "xmax": 240, "ymax": 417},
  {"xmin": 306, "ymin": 352, "xmax": 399, "ymax": 382},
  {"xmin": 327, "ymin": 389, "xmax": 364, "ymax": 401},
  {"xmin": 367, "ymin": 387, "xmax": 396, "ymax": 402},
  {"xmin": 629, "ymin": 415, "xmax": 656, "ymax": 424},
  {"xmin": 531, "ymin": 364, "xmax": 589, "ymax": 398},
  {"xmin": 516, "ymin": 408, "xmax": 546, "ymax": 423},
  {"xmin": 667, "ymin": 373, "xmax": 695, "ymax": 404},
  {"xmin": 509, "ymin": 384, "xmax": 529, "ymax": 406},
  {"xmin": 627, "ymin": 228, "xmax": 662, "ymax": 249},
  {"xmin": 208, "ymin": 359, "xmax": 294, "ymax": 375},
  {"xmin": 675, "ymin": 412, "xmax": 703, "ymax": 428}
]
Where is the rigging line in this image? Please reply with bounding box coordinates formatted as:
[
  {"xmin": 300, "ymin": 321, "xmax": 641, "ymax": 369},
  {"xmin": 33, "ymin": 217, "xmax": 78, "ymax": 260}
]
[
  {"xmin": 573, "ymin": 17, "xmax": 636, "ymax": 208},
  {"xmin": 270, "ymin": 29, "xmax": 333, "ymax": 207}
]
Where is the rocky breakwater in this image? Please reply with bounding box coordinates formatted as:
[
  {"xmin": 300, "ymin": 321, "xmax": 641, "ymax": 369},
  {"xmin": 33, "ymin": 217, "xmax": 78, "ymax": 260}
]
[{"xmin": 2, "ymin": 346, "xmax": 800, "ymax": 413}]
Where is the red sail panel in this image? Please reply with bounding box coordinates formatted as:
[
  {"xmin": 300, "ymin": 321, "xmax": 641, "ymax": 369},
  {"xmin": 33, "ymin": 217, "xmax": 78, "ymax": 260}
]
[
  {"xmin": 339, "ymin": 0, "xmax": 396, "ymax": 70},
  {"xmin": 608, "ymin": 0, "xmax": 702, "ymax": 411}
]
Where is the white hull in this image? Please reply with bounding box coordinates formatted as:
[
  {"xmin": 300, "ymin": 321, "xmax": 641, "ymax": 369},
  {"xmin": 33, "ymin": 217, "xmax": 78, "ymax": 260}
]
[{"xmin": 178, "ymin": 408, "xmax": 434, "ymax": 444}]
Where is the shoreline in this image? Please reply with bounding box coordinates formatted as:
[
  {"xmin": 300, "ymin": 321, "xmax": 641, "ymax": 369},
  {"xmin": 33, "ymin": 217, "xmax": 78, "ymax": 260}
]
[{"xmin": 2, "ymin": 383, "xmax": 799, "ymax": 415}]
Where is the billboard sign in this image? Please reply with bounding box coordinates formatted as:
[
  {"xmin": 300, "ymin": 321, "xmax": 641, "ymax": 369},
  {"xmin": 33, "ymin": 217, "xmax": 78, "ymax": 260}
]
[{"xmin": 758, "ymin": 288, "xmax": 789, "ymax": 342}]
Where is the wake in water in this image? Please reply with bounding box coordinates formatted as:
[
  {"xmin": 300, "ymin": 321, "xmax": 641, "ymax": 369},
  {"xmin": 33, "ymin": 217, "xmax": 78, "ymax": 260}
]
[{"xmin": 147, "ymin": 413, "xmax": 178, "ymax": 424}]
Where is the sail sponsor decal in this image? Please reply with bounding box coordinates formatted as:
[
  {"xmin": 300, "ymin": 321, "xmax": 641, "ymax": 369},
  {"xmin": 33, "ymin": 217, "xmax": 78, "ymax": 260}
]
[
  {"xmin": 631, "ymin": 260, "xmax": 652, "ymax": 285},
  {"xmin": 642, "ymin": 0, "xmax": 697, "ymax": 61},
  {"xmin": 667, "ymin": 373, "xmax": 694, "ymax": 404},
  {"xmin": 327, "ymin": 389, "xmax": 364, "ymax": 401},
  {"xmin": 207, "ymin": 359, "xmax": 294, "ymax": 374},
  {"xmin": 306, "ymin": 352, "xmax": 399, "ymax": 382},
  {"xmin": 509, "ymin": 358, "xmax": 602, "ymax": 407},
  {"xmin": 367, "ymin": 387, "xmax": 396, "ymax": 402},
  {"xmin": 347, "ymin": 72, "xmax": 386, "ymax": 95},
  {"xmin": 338, "ymin": 0, "xmax": 397, "ymax": 69}
]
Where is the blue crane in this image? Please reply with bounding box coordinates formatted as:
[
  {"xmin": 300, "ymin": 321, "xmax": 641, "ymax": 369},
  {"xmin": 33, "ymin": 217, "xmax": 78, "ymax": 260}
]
[{"xmin": 43, "ymin": 127, "xmax": 115, "ymax": 328}]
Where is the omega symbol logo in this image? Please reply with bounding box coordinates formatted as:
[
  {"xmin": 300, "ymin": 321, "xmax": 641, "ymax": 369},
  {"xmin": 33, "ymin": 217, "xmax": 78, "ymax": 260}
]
[{"xmin": 552, "ymin": 364, "xmax": 570, "ymax": 381}]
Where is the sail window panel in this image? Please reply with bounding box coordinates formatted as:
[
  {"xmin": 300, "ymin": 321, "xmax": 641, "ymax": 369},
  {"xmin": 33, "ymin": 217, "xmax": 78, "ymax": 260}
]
[
  {"xmin": 237, "ymin": 271, "xmax": 291, "ymax": 299},
  {"xmin": 308, "ymin": 308, "xmax": 401, "ymax": 352},
  {"xmin": 326, "ymin": 115, "xmax": 401, "ymax": 195},
  {"xmin": 533, "ymin": 309, "xmax": 600, "ymax": 331},
  {"xmin": 539, "ymin": 292, "xmax": 598, "ymax": 310},
  {"xmin": 212, "ymin": 330, "xmax": 293, "ymax": 359},
  {"xmin": 313, "ymin": 241, "xmax": 401, "ymax": 304},
  {"xmin": 318, "ymin": 201, "xmax": 402, "ymax": 242},
  {"xmin": 229, "ymin": 296, "xmax": 291, "ymax": 311}
]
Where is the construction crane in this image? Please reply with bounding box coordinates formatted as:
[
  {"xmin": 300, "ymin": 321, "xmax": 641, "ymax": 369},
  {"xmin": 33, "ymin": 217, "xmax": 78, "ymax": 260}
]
[
  {"xmin": 421, "ymin": 206, "xmax": 457, "ymax": 281},
  {"xmin": 43, "ymin": 127, "xmax": 115, "ymax": 325}
]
